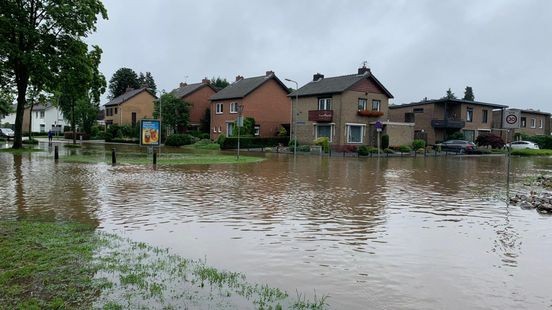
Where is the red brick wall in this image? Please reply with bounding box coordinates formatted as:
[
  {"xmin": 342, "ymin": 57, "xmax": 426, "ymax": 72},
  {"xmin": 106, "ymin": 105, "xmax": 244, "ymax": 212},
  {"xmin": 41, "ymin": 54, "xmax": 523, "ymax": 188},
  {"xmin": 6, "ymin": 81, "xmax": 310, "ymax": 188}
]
[
  {"xmin": 183, "ymin": 85, "xmax": 216, "ymax": 126},
  {"xmin": 348, "ymin": 78, "xmax": 384, "ymax": 94}
]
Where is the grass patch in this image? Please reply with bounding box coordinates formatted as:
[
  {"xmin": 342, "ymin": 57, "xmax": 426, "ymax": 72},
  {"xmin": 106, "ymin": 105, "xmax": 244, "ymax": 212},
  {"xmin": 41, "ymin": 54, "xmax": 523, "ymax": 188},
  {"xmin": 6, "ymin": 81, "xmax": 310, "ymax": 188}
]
[
  {"xmin": 183, "ymin": 140, "xmax": 221, "ymax": 150},
  {"xmin": 0, "ymin": 147, "xmax": 43, "ymax": 154},
  {"xmin": 61, "ymin": 152, "xmax": 264, "ymax": 165},
  {"xmin": 0, "ymin": 220, "xmax": 328, "ymax": 309},
  {"xmin": 511, "ymin": 149, "xmax": 552, "ymax": 156}
]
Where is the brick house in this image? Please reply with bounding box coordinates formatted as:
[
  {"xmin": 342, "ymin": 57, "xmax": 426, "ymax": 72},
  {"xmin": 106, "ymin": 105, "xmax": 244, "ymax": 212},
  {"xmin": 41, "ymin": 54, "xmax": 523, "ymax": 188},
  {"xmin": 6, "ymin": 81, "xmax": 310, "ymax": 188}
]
[
  {"xmin": 170, "ymin": 78, "xmax": 218, "ymax": 131},
  {"xmin": 209, "ymin": 71, "xmax": 290, "ymax": 140},
  {"xmin": 492, "ymin": 109, "xmax": 551, "ymax": 141},
  {"xmin": 389, "ymin": 98, "xmax": 507, "ymax": 144},
  {"xmin": 104, "ymin": 88, "xmax": 157, "ymax": 127},
  {"xmin": 290, "ymin": 66, "xmax": 411, "ymax": 150}
]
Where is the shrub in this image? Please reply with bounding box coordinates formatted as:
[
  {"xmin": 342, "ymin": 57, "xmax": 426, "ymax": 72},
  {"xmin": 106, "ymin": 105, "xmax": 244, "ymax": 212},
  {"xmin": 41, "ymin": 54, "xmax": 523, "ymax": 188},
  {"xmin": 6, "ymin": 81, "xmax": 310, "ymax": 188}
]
[
  {"xmin": 165, "ymin": 134, "xmax": 195, "ymax": 146},
  {"xmin": 447, "ymin": 131, "xmax": 464, "ymax": 140},
  {"xmin": 216, "ymin": 134, "xmax": 226, "ymax": 145},
  {"xmin": 277, "ymin": 126, "xmax": 288, "ymax": 137},
  {"xmin": 358, "ymin": 145, "xmax": 379, "ymax": 156},
  {"xmin": 475, "ymin": 133, "xmax": 505, "ymax": 149},
  {"xmin": 22, "ymin": 138, "xmax": 39, "ymax": 144},
  {"xmin": 64, "ymin": 132, "xmax": 90, "ymax": 140},
  {"xmin": 511, "ymin": 149, "xmax": 552, "ymax": 156},
  {"xmin": 219, "ymin": 137, "xmax": 289, "ymax": 149},
  {"xmin": 381, "ymin": 134, "xmax": 389, "ymax": 149},
  {"xmin": 297, "ymin": 145, "xmax": 311, "ymax": 152},
  {"xmin": 384, "ymin": 148, "xmax": 394, "ymax": 154},
  {"xmin": 398, "ymin": 145, "xmax": 412, "ymax": 153},
  {"xmin": 313, "ymin": 137, "xmax": 330, "ymax": 153},
  {"xmin": 412, "ymin": 139, "xmax": 426, "ymax": 150},
  {"xmin": 524, "ymin": 135, "xmax": 552, "ymax": 149}
]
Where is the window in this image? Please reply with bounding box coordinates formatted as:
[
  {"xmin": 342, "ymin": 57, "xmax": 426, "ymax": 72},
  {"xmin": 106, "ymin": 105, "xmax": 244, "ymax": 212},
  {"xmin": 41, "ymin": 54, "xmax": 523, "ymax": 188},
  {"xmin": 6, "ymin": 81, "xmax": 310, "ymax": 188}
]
[
  {"xmin": 413, "ymin": 108, "xmax": 424, "ymax": 113},
  {"xmin": 213, "ymin": 127, "xmax": 216, "ymax": 133},
  {"xmin": 315, "ymin": 124, "xmax": 332, "ymax": 142},
  {"xmin": 531, "ymin": 118, "xmax": 536, "ymax": 128},
  {"xmin": 218, "ymin": 126, "xmax": 221, "ymax": 133},
  {"xmin": 254, "ymin": 125, "xmax": 260, "ymax": 136},
  {"xmin": 230, "ymin": 102, "xmax": 238, "ymax": 113},
  {"xmin": 372, "ymin": 100, "xmax": 381, "ymax": 111},
  {"xmin": 482, "ymin": 110, "xmax": 488, "ymax": 123},
  {"xmin": 114, "ymin": 108, "xmax": 118, "ymax": 114},
  {"xmin": 405, "ymin": 113, "xmax": 415, "ymax": 123},
  {"xmin": 40, "ymin": 111, "xmax": 45, "ymax": 119},
  {"xmin": 466, "ymin": 107, "xmax": 473, "ymax": 122},
  {"xmin": 346, "ymin": 124, "xmax": 364, "ymax": 143},
  {"xmin": 226, "ymin": 122, "xmax": 233, "ymax": 136},
  {"xmin": 35, "ymin": 111, "xmax": 39, "ymax": 118},
  {"xmin": 318, "ymin": 98, "xmax": 331, "ymax": 110},
  {"xmin": 521, "ymin": 117, "xmax": 526, "ymax": 128},
  {"xmin": 216, "ymin": 103, "xmax": 223, "ymax": 114},
  {"xmin": 40, "ymin": 124, "xmax": 45, "ymax": 133},
  {"xmin": 358, "ymin": 98, "xmax": 367, "ymax": 111},
  {"xmin": 540, "ymin": 119, "xmax": 544, "ymax": 128},
  {"xmin": 131, "ymin": 112, "xmax": 137, "ymax": 127}
]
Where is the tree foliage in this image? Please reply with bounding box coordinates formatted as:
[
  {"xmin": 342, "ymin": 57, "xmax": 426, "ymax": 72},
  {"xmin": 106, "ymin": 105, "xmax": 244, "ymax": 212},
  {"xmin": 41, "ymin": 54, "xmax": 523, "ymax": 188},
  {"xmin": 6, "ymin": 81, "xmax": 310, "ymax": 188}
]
[
  {"xmin": 153, "ymin": 93, "xmax": 190, "ymax": 134},
  {"xmin": 138, "ymin": 72, "xmax": 157, "ymax": 94},
  {"xmin": 475, "ymin": 133, "xmax": 504, "ymax": 149},
  {"xmin": 108, "ymin": 68, "xmax": 140, "ymax": 99},
  {"xmin": 463, "ymin": 86, "xmax": 475, "ymax": 101},
  {"xmin": 0, "ymin": 0, "xmax": 107, "ymax": 148},
  {"xmin": 210, "ymin": 77, "xmax": 230, "ymax": 89},
  {"xmin": 442, "ymin": 88, "xmax": 457, "ymax": 100},
  {"xmin": 199, "ymin": 108, "xmax": 210, "ymax": 133}
]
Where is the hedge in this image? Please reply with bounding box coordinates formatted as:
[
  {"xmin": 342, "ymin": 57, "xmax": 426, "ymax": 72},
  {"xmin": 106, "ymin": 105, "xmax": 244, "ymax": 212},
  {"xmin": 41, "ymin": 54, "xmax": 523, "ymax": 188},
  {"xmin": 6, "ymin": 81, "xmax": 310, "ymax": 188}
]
[{"xmin": 220, "ymin": 137, "xmax": 289, "ymax": 149}]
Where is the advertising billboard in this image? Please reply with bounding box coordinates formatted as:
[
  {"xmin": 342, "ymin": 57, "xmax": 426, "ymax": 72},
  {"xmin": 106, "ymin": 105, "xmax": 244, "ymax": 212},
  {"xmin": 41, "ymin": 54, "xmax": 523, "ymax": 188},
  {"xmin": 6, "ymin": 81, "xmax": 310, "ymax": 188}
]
[{"xmin": 140, "ymin": 119, "xmax": 161, "ymax": 146}]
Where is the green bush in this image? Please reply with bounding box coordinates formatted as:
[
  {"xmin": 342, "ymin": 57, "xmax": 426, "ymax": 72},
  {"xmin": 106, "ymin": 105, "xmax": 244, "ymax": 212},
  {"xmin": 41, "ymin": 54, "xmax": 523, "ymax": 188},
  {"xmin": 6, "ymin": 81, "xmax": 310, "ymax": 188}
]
[
  {"xmin": 522, "ymin": 134, "xmax": 552, "ymax": 149},
  {"xmin": 358, "ymin": 145, "xmax": 379, "ymax": 156},
  {"xmin": 22, "ymin": 138, "xmax": 39, "ymax": 145},
  {"xmin": 447, "ymin": 131, "xmax": 464, "ymax": 140},
  {"xmin": 412, "ymin": 139, "xmax": 426, "ymax": 150},
  {"xmin": 165, "ymin": 134, "xmax": 195, "ymax": 146},
  {"xmin": 511, "ymin": 149, "xmax": 552, "ymax": 156},
  {"xmin": 220, "ymin": 136, "xmax": 289, "ymax": 149},
  {"xmin": 297, "ymin": 145, "xmax": 311, "ymax": 152},
  {"xmin": 277, "ymin": 126, "xmax": 288, "ymax": 137},
  {"xmin": 384, "ymin": 148, "xmax": 394, "ymax": 153},
  {"xmin": 398, "ymin": 145, "xmax": 412, "ymax": 153},
  {"xmin": 216, "ymin": 134, "xmax": 226, "ymax": 145},
  {"xmin": 313, "ymin": 137, "xmax": 330, "ymax": 153},
  {"xmin": 381, "ymin": 134, "xmax": 389, "ymax": 149}
]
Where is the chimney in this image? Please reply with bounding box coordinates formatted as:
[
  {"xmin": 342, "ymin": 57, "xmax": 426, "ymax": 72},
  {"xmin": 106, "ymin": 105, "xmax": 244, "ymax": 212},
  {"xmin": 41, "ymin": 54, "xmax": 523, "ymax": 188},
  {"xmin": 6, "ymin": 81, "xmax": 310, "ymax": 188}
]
[
  {"xmin": 179, "ymin": 82, "xmax": 187, "ymax": 88},
  {"xmin": 313, "ymin": 73, "xmax": 324, "ymax": 81},
  {"xmin": 235, "ymin": 75, "xmax": 244, "ymax": 82},
  {"xmin": 201, "ymin": 77, "xmax": 210, "ymax": 85},
  {"xmin": 265, "ymin": 70, "xmax": 274, "ymax": 77},
  {"xmin": 358, "ymin": 65, "xmax": 371, "ymax": 75}
]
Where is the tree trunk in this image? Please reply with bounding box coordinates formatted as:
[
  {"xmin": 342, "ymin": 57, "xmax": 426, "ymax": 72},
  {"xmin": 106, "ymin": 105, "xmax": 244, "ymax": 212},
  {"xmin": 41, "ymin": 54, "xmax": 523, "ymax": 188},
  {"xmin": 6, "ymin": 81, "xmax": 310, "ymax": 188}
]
[
  {"xmin": 72, "ymin": 100, "xmax": 76, "ymax": 144},
  {"xmin": 12, "ymin": 62, "xmax": 29, "ymax": 149},
  {"xmin": 28, "ymin": 102, "xmax": 34, "ymax": 141}
]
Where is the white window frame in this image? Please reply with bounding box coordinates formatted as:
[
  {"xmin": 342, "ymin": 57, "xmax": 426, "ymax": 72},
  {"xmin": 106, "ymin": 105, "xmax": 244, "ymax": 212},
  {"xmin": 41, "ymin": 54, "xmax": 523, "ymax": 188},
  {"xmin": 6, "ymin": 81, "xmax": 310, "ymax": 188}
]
[
  {"xmin": 318, "ymin": 98, "xmax": 331, "ymax": 110},
  {"xmin": 226, "ymin": 121, "xmax": 234, "ymax": 136},
  {"xmin": 531, "ymin": 118, "xmax": 536, "ymax": 128},
  {"xmin": 466, "ymin": 108, "xmax": 473, "ymax": 122},
  {"xmin": 358, "ymin": 98, "xmax": 367, "ymax": 111},
  {"xmin": 254, "ymin": 125, "xmax": 260, "ymax": 136},
  {"xmin": 345, "ymin": 123, "xmax": 366, "ymax": 144},
  {"xmin": 314, "ymin": 123, "xmax": 334, "ymax": 142},
  {"xmin": 230, "ymin": 102, "xmax": 238, "ymax": 114},
  {"xmin": 539, "ymin": 119, "xmax": 543, "ymax": 128},
  {"xmin": 371, "ymin": 100, "xmax": 381, "ymax": 112},
  {"xmin": 215, "ymin": 103, "xmax": 223, "ymax": 114}
]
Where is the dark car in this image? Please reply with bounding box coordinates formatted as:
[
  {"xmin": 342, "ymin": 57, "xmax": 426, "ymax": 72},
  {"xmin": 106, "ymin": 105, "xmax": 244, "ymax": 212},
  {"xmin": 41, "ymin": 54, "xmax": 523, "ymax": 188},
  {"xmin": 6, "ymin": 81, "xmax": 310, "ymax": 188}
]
[
  {"xmin": 438, "ymin": 140, "xmax": 477, "ymax": 153},
  {"xmin": 0, "ymin": 128, "xmax": 14, "ymax": 140}
]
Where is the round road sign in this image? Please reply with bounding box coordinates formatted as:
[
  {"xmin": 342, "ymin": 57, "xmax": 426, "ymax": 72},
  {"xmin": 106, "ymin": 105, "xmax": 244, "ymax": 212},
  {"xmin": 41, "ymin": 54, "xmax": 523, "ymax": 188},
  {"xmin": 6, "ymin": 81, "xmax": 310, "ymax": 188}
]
[{"xmin": 506, "ymin": 114, "xmax": 517, "ymax": 125}]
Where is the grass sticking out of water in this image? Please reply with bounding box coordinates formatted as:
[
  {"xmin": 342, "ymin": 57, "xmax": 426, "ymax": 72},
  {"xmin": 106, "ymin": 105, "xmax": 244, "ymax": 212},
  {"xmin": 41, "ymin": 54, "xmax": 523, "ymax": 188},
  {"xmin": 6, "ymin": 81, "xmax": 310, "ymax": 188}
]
[
  {"xmin": 0, "ymin": 220, "xmax": 328, "ymax": 309},
  {"xmin": 61, "ymin": 152, "xmax": 264, "ymax": 165},
  {"xmin": 511, "ymin": 149, "xmax": 552, "ymax": 156}
]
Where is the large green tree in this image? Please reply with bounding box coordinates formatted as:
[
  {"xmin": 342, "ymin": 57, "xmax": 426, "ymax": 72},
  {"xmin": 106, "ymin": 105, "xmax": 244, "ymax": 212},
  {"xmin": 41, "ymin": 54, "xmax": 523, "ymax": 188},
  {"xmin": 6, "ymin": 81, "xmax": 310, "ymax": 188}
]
[
  {"xmin": 108, "ymin": 67, "xmax": 140, "ymax": 99},
  {"xmin": 0, "ymin": 0, "xmax": 107, "ymax": 149},
  {"xmin": 463, "ymin": 86, "xmax": 475, "ymax": 101},
  {"xmin": 210, "ymin": 77, "xmax": 230, "ymax": 89},
  {"xmin": 138, "ymin": 71, "xmax": 157, "ymax": 94},
  {"xmin": 153, "ymin": 93, "xmax": 190, "ymax": 134},
  {"xmin": 442, "ymin": 88, "xmax": 457, "ymax": 100}
]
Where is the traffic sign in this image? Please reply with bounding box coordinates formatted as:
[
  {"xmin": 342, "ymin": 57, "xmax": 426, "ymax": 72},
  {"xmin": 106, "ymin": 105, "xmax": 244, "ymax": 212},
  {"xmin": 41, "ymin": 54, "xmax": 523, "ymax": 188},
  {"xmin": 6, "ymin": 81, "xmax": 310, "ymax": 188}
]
[{"xmin": 503, "ymin": 109, "xmax": 521, "ymax": 129}]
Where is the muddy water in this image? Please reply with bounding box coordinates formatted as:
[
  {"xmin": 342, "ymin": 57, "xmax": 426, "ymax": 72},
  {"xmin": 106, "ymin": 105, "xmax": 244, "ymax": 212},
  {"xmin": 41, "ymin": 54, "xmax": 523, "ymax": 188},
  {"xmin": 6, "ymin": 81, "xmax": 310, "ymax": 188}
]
[{"xmin": 1, "ymin": 142, "xmax": 552, "ymax": 309}]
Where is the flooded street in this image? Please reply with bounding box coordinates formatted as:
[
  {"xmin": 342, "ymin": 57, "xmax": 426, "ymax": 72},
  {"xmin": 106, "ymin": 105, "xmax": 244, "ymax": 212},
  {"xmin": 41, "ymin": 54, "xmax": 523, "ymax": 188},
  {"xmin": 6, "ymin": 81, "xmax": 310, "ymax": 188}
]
[{"xmin": 1, "ymin": 143, "xmax": 552, "ymax": 309}]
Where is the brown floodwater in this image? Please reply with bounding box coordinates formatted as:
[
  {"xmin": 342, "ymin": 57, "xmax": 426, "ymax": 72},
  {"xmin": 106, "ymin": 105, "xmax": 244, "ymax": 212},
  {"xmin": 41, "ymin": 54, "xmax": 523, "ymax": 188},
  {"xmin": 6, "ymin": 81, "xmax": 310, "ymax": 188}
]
[{"xmin": 1, "ymin": 142, "xmax": 552, "ymax": 309}]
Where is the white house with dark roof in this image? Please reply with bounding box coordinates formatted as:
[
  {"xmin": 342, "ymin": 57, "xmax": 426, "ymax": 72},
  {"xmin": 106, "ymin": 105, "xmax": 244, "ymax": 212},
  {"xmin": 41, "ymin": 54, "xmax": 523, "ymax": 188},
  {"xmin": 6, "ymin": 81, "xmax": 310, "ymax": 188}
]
[{"xmin": 1, "ymin": 103, "xmax": 65, "ymax": 133}]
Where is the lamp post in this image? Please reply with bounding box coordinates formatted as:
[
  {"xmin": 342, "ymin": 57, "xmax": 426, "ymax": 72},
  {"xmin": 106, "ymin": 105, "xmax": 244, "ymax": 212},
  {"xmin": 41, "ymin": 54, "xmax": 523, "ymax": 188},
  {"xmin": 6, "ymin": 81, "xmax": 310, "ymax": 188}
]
[
  {"xmin": 284, "ymin": 78, "xmax": 298, "ymax": 157},
  {"xmin": 237, "ymin": 104, "xmax": 244, "ymax": 160}
]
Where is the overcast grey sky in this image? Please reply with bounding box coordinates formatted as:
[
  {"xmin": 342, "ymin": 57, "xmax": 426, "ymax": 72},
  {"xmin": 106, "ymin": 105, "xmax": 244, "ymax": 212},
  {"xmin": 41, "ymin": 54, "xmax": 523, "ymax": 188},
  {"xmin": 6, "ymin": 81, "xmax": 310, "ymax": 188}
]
[{"xmin": 88, "ymin": 0, "xmax": 551, "ymax": 111}]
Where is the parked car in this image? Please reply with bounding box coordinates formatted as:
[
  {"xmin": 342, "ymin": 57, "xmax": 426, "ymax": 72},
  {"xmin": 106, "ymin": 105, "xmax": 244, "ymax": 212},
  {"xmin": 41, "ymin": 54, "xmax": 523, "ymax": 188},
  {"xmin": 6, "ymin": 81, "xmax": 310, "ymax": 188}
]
[
  {"xmin": 0, "ymin": 128, "xmax": 14, "ymax": 140},
  {"xmin": 505, "ymin": 141, "xmax": 540, "ymax": 150},
  {"xmin": 437, "ymin": 140, "xmax": 477, "ymax": 153}
]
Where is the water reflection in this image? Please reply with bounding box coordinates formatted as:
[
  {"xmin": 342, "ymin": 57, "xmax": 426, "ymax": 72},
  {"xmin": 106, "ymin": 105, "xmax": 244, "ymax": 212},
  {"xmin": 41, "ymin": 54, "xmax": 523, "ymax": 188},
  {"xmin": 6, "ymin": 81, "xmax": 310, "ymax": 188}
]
[{"xmin": 0, "ymin": 143, "xmax": 551, "ymax": 309}]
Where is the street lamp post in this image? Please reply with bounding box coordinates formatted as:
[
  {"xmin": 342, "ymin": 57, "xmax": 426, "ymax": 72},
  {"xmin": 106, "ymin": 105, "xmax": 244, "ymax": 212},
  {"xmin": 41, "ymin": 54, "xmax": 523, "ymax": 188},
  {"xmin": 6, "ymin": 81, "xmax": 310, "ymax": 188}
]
[
  {"xmin": 284, "ymin": 78, "xmax": 298, "ymax": 157},
  {"xmin": 237, "ymin": 104, "xmax": 244, "ymax": 160}
]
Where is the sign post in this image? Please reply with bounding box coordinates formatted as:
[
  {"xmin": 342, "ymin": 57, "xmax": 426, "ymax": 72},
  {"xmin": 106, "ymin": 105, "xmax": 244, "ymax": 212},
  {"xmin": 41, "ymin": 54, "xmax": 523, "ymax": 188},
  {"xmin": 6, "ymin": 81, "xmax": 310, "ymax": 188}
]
[{"xmin": 140, "ymin": 119, "xmax": 161, "ymax": 164}]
